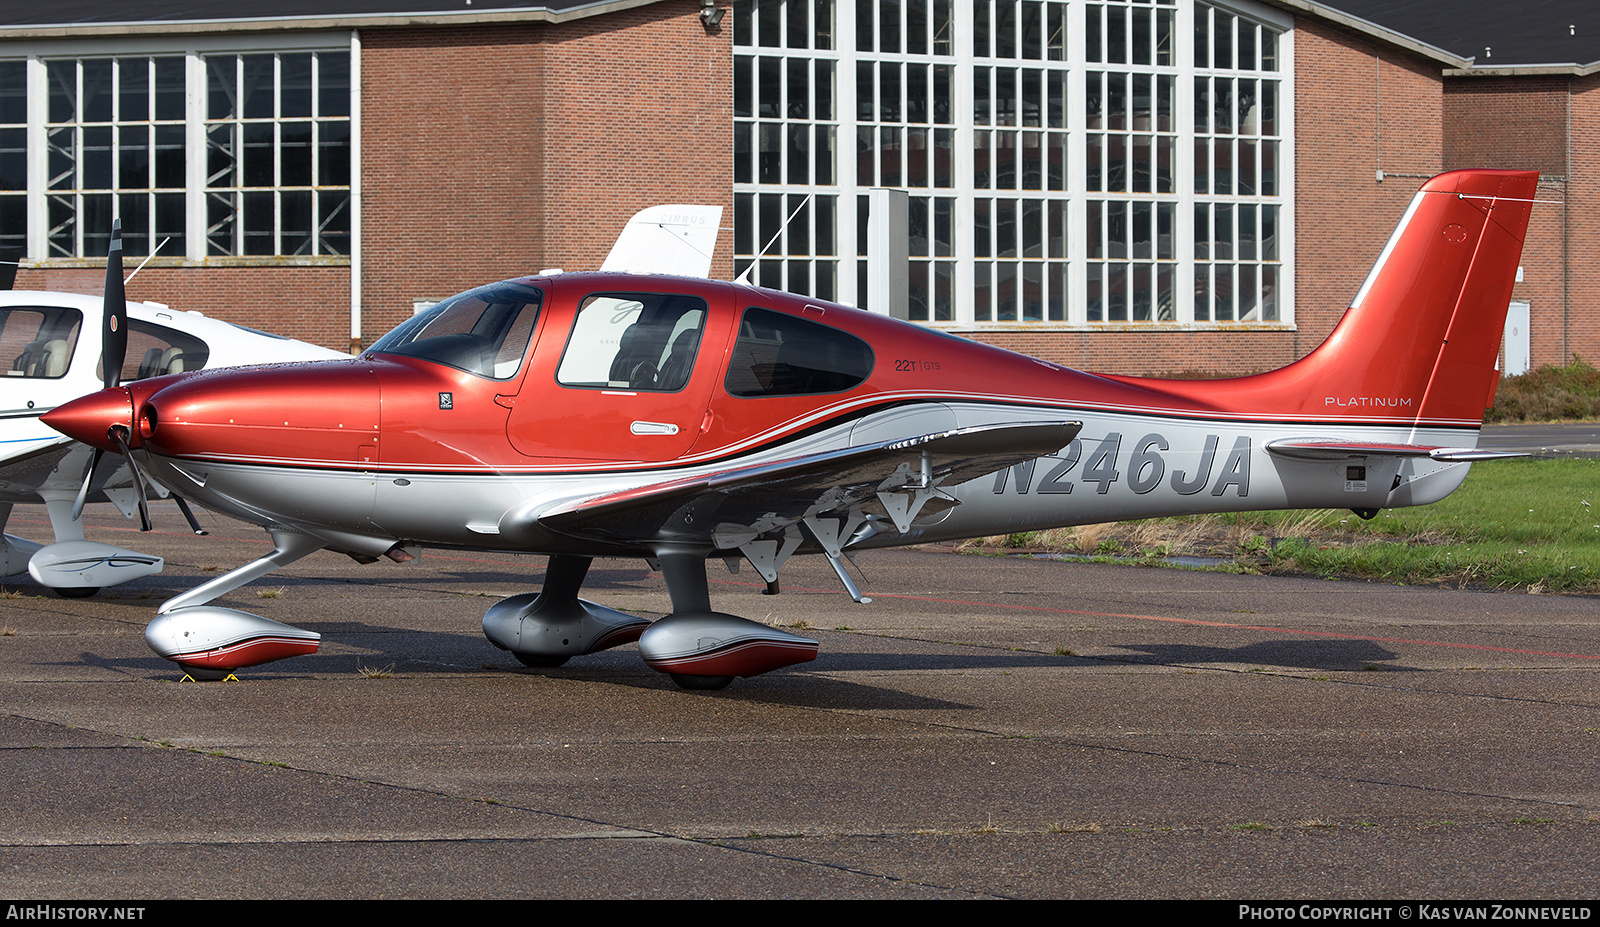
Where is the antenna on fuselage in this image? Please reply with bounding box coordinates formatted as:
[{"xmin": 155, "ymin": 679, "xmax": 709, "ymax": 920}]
[{"xmin": 735, "ymin": 192, "xmax": 814, "ymax": 286}]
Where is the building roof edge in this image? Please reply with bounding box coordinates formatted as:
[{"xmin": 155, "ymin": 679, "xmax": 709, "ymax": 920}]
[
  {"xmin": 1262, "ymin": 0, "xmax": 1473, "ymax": 68},
  {"xmin": 0, "ymin": 0, "xmax": 668, "ymax": 39}
]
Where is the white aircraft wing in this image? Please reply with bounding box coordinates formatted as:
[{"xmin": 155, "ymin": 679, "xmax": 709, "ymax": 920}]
[{"xmin": 535, "ymin": 421, "xmax": 1080, "ymax": 553}]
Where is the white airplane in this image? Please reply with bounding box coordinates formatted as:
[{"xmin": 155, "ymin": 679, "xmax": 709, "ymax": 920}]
[
  {"xmin": 45, "ymin": 170, "xmax": 1537, "ymax": 686},
  {"xmin": 0, "ymin": 231, "xmax": 343, "ymax": 595}
]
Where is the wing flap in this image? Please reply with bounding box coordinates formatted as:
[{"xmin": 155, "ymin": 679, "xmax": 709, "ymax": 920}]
[{"xmin": 535, "ymin": 421, "xmax": 1081, "ymax": 549}]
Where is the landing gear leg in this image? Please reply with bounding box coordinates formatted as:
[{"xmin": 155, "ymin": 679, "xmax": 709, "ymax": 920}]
[
  {"xmin": 482, "ymin": 554, "xmax": 650, "ymax": 666},
  {"xmin": 638, "ymin": 548, "xmax": 818, "ymax": 691}
]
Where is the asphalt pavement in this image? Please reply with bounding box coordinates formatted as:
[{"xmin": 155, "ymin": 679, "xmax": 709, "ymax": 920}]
[{"xmin": 2, "ymin": 502, "xmax": 1598, "ymax": 899}]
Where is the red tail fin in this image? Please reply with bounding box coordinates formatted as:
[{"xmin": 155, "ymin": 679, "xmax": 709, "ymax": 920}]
[{"xmin": 1159, "ymin": 170, "xmax": 1538, "ymax": 426}]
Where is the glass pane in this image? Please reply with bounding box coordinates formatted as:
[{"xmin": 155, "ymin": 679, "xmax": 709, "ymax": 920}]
[
  {"xmin": 788, "ymin": 58, "xmax": 809, "ymax": 118},
  {"xmin": 281, "ymin": 189, "xmax": 312, "ymax": 255},
  {"xmin": 318, "ymin": 121, "xmax": 351, "ymax": 187},
  {"xmin": 0, "ymin": 62, "xmax": 25, "ymax": 125},
  {"xmin": 0, "ymin": 128, "xmax": 24, "ymax": 192},
  {"xmin": 281, "ymin": 122, "xmax": 313, "ymax": 186},
  {"xmin": 82, "ymin": 59, "xmax": 113, "ymax": 123},
  {"xmin": 815, "ymin": 124, "xmax": 836, "ymax": 185},
  {"xmin": 879, "ymin": 62, "xmax": 900, "ymax": 122},
  {"xmin": 816, "ymin": 61, "xmax": 835, "ymax": 120},
  {"xmin": 242, "ymin": 123, "xmax": 275, "ymax": 186},
  {"xmin": 243, "ymin": 191, "xmax": 274, "ymax": 254},
  {"xmin": 155, "ymin": 58, "xmax": 186, "ymax": 121},
  {"xmin": 207, "ymin": 191, "xmax": 235, "ymax": 255},
  {"xmin": 83, "ymin": 126, "xmax": 112, "ymax": 189},
  {"xmin": 207, "ymin": 124, "xmax": 235, "ymax": 187},
  {"xmin": 155, "ymin": 191, "xmax": 185, "ymax": 257},
  {"xmin": 1020, "ymin": 1, "xmax": 1042, "ymax": 59},
  {"xmin": 119, "ymin": 192, "xmax": 149, "ymax": 255},
  {"xmin": 278, "ymin": 53, "xmax": 311, "ymax": 118},
  {"xmin": 241, "ymin": 55, "xmax": 275, "ymax": 120},
  {"xmin": 119, "ymin": 59, "xmax": 149, "ymax": 122},
  {"xmin": 318, "ymin": 52, "xmax": 351, "ymax": 118},
  {"xmin": 760, "ymin": 122, "xmax": 782, "ymax": 184},
  {"xmin": 788, "ymin": 122, "xmax": 810, "ymax": 184},
  {"xmin": 933, "ymin": 0, "xmax": 953, "ymax": 55},
  {"xmin": 996, "ymin": 0, "xmax": 1016, "ymax": 58},
  {"xmin": 118, "ymin": 124, "xmax": 149, "ymax": 188},
  {"xmin": 207, "ymin": 57, "xmax": 236, "ymax": 121}
]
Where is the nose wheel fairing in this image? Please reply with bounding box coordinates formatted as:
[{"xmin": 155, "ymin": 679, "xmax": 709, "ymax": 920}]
[{"xmin": 144, "ymin": 606, "xmax": 320, "ymax": 671}]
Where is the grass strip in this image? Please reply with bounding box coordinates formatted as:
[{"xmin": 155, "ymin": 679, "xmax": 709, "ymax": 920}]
[{"xmin": 959, "ymin": 458, "xmax": 1600, "ymax": 594}]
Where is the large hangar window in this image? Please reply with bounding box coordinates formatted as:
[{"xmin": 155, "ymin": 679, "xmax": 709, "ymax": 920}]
[
  {"xmin": 0, "ymin": 43, "xmax": 351, "ymax": 262},
  {"xmin": 733, "ymin": 0, "xmax": 1290, "ymax": 330}
]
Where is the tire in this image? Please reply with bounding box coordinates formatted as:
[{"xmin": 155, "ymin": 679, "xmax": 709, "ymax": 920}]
[
  {"xmin": 512, "ymin": 653, "xmax": 570, "ymax": 668},
  {"xmin": 55, "ymin": 587, "xmax": 99, "ymax": 599}
]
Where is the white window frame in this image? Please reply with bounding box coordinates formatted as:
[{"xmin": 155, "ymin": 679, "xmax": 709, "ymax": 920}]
[
  {"xmin": 734, "ymin": 0, "xmax": 1295, "ymax": 332},
  {"xmin": 10, "ymin": 30, "xmax": 357, "ymax": 265}
]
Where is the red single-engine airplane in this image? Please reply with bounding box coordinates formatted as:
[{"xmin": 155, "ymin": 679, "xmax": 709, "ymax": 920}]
[{"xmin": 45, "ymin": 169, "xmax": 1536, "ymax": 688}]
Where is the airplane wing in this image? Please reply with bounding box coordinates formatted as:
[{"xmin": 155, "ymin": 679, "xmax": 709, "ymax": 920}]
[
  {"xmin": 1265, "ymin": 438, "xmax": 1526, "ymax": 462},
  {"xmin": 537, "ymin": 422, "xmax": 1080, "ymax": 561},
  {"xmin": 0, "ymin": 434, "xmax": 76, "ymax": 501}
]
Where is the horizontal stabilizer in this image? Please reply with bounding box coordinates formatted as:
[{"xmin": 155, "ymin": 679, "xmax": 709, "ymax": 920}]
[
  {"xmin": 536, "ymin": 421, "xmax": 1080, "ymax": 547},
  {"xmin": 1266, "ymin": 438, "xmax": 1527, "ymax": 462}
]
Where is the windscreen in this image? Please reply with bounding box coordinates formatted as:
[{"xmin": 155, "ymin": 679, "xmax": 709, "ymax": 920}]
[{"xmin": 370, "ymin": 282, "xmax": 542, "ymax": 380}]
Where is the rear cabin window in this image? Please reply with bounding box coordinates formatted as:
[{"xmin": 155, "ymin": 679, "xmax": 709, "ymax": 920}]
[
  {"xmin": 724, "ymin": 307, "xmax": 874, "ymax": 397},
  {"xmin": 0, "ymin": 306, "xmax": 82, "ymax": 379},
  {"xmin": 557, "ymin": 293, "xmax": 708, "ymax": 392}
]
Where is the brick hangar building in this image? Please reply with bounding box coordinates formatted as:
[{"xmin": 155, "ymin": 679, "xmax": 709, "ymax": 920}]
[{"xmin": 0, "ymin": 0, "xmax": 1595, "ymax": 377}]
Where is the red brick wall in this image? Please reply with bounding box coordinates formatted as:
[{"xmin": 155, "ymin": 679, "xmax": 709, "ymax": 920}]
[
  {"xmin": 361, "ymin": 5, "xmax": 732, "ymax": 350},
  {"xmin": 1444, "ymin": 77, "xmax": 1567, "ymax": 174},
  {"xmin": 534, "ymin": 9, "xmax": 735, "ymax": 279},
  {"xmin": 1445, "ymin": 75, "xmax": 1569, "ymax": 371},
  {"xmin": 1556, "ymin": 75, "xmax": 1600, "ymax": 368}
]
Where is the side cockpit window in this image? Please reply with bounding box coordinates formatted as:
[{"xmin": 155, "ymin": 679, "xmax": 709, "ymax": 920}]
[
  {"xmin": 557, "ymin": 292, "xmax": 708, "ymax": 392},
  {"xmin": 725, "ymin": 307, "xmax": 874, "ymax": 397},
  {"xmin": 0, "ymin": 306, "xmax": 83, "ymax": 379},
  {"xmin": 99, "ymin": 319, "xmax": 210, "ymax": 383},
  {"xmin": 370, "ymin": 282, "xmax": 542, "ymax": 379}
]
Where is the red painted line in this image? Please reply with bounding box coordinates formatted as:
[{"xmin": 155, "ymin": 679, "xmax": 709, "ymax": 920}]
[
  {"xmin": 876, "ymin": 591, "xmax": 1600, "ymax": 661},
  {"xmin": 47, "ymin": 513, "xmax": 1598, "ymax": 662},
  {"xmin": 708, "ymin": 575, "xmax": 1600, "ymax": 662}
]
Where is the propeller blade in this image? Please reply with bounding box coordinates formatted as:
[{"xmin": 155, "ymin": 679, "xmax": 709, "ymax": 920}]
[
  {"xmin": 103, "ymin": 219, "xmax": 127, "ymax": 389},
  {"xmin": 108, "ymin": 426, "xmax": 152, "ymax": 532},
  {"xmin": 69, "ymin": 448, "xmax": 106, "ymax": 522},
  {"xmin": 172, "ymin": 495, "xmax": 209, "ymax": 536}
]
